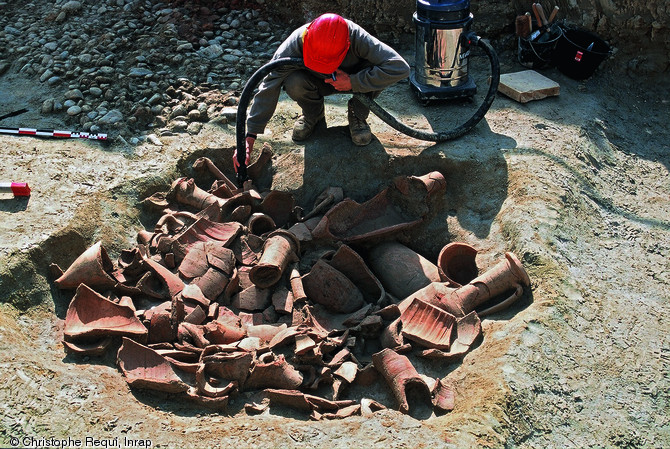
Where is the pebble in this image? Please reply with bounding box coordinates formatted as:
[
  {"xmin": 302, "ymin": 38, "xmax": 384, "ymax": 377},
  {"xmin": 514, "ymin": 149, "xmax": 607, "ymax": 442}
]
[
  {"xmin": 98, "ymin": 109, "xmax": 123, "ymax": 125},
  {"xmin": 67, "ymin": 105, "xmax": 82, "ymax": 116}
]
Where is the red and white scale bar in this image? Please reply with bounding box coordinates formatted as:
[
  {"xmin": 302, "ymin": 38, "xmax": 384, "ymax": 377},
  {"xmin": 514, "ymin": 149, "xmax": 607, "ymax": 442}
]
[
  {"xmin": 0, "ymin": 182, "xmax": 31, "ymax": 196},
  {"xmin": 0, "ymin": 127, "xmax": 107, "ymax": 140}
]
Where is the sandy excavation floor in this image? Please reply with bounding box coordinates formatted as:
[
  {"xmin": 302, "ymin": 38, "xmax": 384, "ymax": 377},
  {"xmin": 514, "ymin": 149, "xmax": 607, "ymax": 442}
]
[{"xmin": 1, "ymin": 39, "xmax": 670, "ymax": 449}]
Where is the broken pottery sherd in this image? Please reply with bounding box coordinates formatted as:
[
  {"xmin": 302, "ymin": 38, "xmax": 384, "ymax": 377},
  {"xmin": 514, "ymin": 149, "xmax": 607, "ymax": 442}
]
[
  {"xmin": 418, "ymin": 311, "xmax": 482, "ymax": 360},
  {"xmin": 437, "ymin": 242, "xmax": 479, "ymax": 287},
  {"xmin": 169, "ymin": 177, "xmax": 226, "ymax": 211},
  {"xmin": 62, "ymin": 336, "xmax": 114, "ymax": 356},
  {"xmin": 138, "ymin": 245, "xmax": 185, "ymax": 298},
  {"xmin": 259, "ymin": 190, "xmax": 295, "ymax": 228},
  {"xmin": 439, "ymin": 252, "xmax": 531, "ymax": 317},
  {"xmin": 248, "ymin": 230, "xmax": 300, "ymax": 289},
  {"xmin": 195, "ymin": 363, "xmax": 238, "ymax": 398},
  {"xmin": 258, "ymin": 389, "xmax": 358, "ymax": 416},
  {"xmin": 203, "ymin": 320, "xmax": 246, "ymax": 345},
  {"xmin": 175, "ymin": 217, "xmax": 243, "ymax": 255},
  {"xmin": 368, "ymin": 241, "xmax": 441, "ymax": 300},
  {"xmin": 272, "ymin": 286, "xmax": 294, "ymax": 315},
  {"xmin": 232, "ymin": 285, "xmax": 272, "ymax": 311},
  {"xmin": 157, "ymin": 349, "xmax": 201, "ymax": 374},
  {"xmin": 117, "ymin": 337, "xmax": 189, "ymax": 393},
  {"xmin": 372, "ymin": 348, "xmax": 432, "ymax": 414},
  {"xmin": 432, "ymin": 378, "xmax": 455, "ymax": 413},
  {"xmin": 54, "ymin": 241, "xmax": 117, "ymax": 289},
  {"xmin": 64, "ymin": 284, "xmax": 147, "ymax": 341},
  {"xmin": 246, "ymin": 323, "xmax": 288, "ymax": 344},
  {"xmin": 399, "ymin": 297, "xmax": 456, "ymax": 350},
  {"xmin": 311, "ymin": 187, "xmax": 423, "ymax": 244},
  {"xmin": 302, "ymin": 259, "xmax": 365, "ymax": 314},
  {"xmin": 200, "ymin": 345, "xmax": 253, "ymax": 385},
  {"xmin": 244, "ymin": 352, "xmax": 304, "ymax": 391},
  {"xmin": 184, "ymin": 387, "xmax": 229, "ymax": 410},
  {"xmin": 302, "ymin": 186, "xmax": 344, "ymax": 221},
  {"xmin": 247, "ymin": 212, "xmax": 277, "ymax": 236},
  {"xmin": 392, "ymin": 171, "xmax": 446, "ymax": 198},
  {"xmin": 178, "ymin": 322, "xmax": 210, "ymax": 348},
  {"xmin": 289, "ymin": 263, "xmax": 307, "ymax": 302},
  {"xmin": 327, "ymin": 245, "xmax": 385, "ymax": 305}
]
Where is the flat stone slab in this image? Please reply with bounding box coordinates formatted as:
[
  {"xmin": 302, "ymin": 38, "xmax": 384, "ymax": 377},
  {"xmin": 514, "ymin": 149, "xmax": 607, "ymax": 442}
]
[{"xmin": 498, "ymin": 70, "xmax": 560, "ymax": 103}]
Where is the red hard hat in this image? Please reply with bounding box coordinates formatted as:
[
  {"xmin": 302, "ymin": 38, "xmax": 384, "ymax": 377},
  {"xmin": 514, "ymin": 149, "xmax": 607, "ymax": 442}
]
[{"xmin": 302, "ymin": 14, "xmax": 350, "ymax": 74}]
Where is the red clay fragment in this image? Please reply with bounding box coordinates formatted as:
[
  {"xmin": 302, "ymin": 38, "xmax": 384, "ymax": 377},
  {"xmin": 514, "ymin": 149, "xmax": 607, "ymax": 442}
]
[
  {"xmin": 372, "ymin": 348, "xmax": 432, "ymax": 414},
  {"xmin": 399, "ymin": 298, "xmax": 456, "ymax": 350},
  {"xmin": 432, "ymin": 378, "xmax": 455, "ymax": 413},
  {"xmin": 201, "ymin": 346, "xmax": 253, "ymax": 385},
  {"xmin": 169, "ymin": 177, "xmax": 226, "ymax": 211},
  {"xmin": 138, "ymin": 247, "xmax": 184, "ymax": 298},
  {"xmin": 361, "ymin": 398, "xmax": 387, "ymax": 416},
  {"xmin": 311, "ymin": 188, "xmax": 423, "ymax": 244},
  {"xmin": 148, "ymin": 310, "xmax": 174, "ymax": 344},
  {"xmin": 184, "ymin": 387, "xmax": 229, "ymax": 410},
  {"xmin": 392, "ymin": 171, "xmax": 446, "ymax": 198},
  {"xmin": 55, "ymin": 241, "xmax": 117, "ymax": 289},
  {"xmin": 204, "ymin": 320, "xmax": 246, "ymax": 345},
  {"xmin": 380, "ymin": 318, "xmax": 404, "ymax": 349},
  {"xmin": 117, "ymin": 337, "xmax": 189, "ymax": 393},
  {"xmin": 157, "ymin": 349, "xmax": 200, "ymax": 374},
  {"xmin": 192, "ymin": 157, "xmax": 237, "ymax": 192},
  {"xmin": 259, "ymin": 190, "xmax": 295, "ymax": 228},
  {"xmin": 439, "ymin": 252, "xmax": 531, "ymax": 317},
  {"xmin": 418, "ymin": 311, "xmax": 482, "ymax": 360},
  {"xmin": 232, "ymin": 285, "xmax": 272, "ymax": 311},
  {"xmin": 181, "ymin": 284, "xmax": 210, "ymax": 309},
  {"xmin": 321, "ymin": 404, "xmax": 361, "ymax": 420},
  {"xmin": 184, "ymin": 305, "xmax": 207, "ymax": 325},
  {"xmin": 302, "ymin": 259, "xmax": 364, "ymax": 314},
  {"xmin": 268, "ymin": 326, "xmax": 303, "ymax": 349},
  {"xmin": 64, "ymin": 284, "xmax": 147, "ymax": 341},
  {"xmin": 272, "ymin": 286, "xmax": 294, "ymax": 315},
  {"xmin": 247, "ymin": 212, "xmax": 276, "ymax": 236},
  {"xmin": 195, "ymin": 363, "xmax": 238, "ymax": 398},
  {"xmin": 62, "ymin": 336, "xmax": 114, "ymax": 356},
  {"xmin": 260, "ymin": 389, "xmax": 358, "ymax": 415},
  {"xmin": 249, "ymin": 230, "xmax": 300, "ymax": 289},
  {"xmin": 178, "ymin": 242, "xmax": 209, "ymax": 279},
  {"xmin": 178, "ymin": 322, "xmax": 210, "ymax": 348},
  {"xmin": 192, "ymin": 268, "xmax": 230, "ymax": 302},
  {"xmin": 247, "ymin": 142, "xmax": 274, "ymax": 181},
  {"xmin": 244, "ymin": 353, "xmax": 303, "ymax": 391},
  {"xmin": 245, "ymin": 323, "xmax": 288, "ymax": 344},
  {"xmin": 368, "ymin": 241, "xmax": 441, "ymax": 300},
  {"xmin": 289, "ymin": 264, "xmax": 307, "ymax": 302},
  {"xmin": 327, "ymin": 245, "xmax": 385, "ymax": 305},
  {"xmin": 176, "ymin": 217, "xmax": 243, "ymax": 250},
  {"xmin": 437, "ymin": 242, "xmax": 479, "ymax": 287}
]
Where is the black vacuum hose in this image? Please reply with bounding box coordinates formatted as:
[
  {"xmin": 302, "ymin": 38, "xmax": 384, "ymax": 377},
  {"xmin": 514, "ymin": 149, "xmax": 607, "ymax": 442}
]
[{"xmin": 235, "ymin": 34, "xmax": 499, "ymax": 185}]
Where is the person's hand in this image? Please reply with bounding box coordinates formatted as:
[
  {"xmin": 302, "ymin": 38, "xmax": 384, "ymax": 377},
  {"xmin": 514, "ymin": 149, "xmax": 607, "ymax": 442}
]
[
  {"xmin": 233, "ymin": 136, "xmax": 254, "ymax": 172},
  {"xmin": 325, "ymin": 69, "xmax": 352, "ymax": 91}
]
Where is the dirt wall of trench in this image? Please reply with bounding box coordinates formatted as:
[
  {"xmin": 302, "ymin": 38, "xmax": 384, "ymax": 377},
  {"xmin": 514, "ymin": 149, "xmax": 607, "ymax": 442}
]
[{"xmin": 275, "ymin": 0, "xmax": 669, "ymax": 73}]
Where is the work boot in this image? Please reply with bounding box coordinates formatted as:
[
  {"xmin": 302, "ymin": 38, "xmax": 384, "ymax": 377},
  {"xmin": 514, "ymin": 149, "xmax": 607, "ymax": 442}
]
[
  {"xmin": 348, "ymin": 103, "xmax": 372, "ymax": 146},
  {"xmin": 292, "ymin": 114, "xmax": 324, "ymax": 142}
]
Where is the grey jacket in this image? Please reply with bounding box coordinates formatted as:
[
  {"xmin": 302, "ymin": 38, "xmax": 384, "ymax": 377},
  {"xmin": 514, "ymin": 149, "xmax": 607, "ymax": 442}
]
[{"xmin": 246, "ymin": 19, "xmax": 410, "ymax": 135}]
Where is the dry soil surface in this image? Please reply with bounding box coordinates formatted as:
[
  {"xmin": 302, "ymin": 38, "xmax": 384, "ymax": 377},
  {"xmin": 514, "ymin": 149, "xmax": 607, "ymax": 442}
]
[{"xmin": 1, "ymin": 44, "xmax": 669, "ymax": 449}]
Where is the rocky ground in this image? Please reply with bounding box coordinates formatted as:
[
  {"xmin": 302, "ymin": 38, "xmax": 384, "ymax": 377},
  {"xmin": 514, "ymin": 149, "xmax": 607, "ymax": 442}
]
[{"xmin": 1, "ymin": 1, "xmax": 670, "ymax": 449}]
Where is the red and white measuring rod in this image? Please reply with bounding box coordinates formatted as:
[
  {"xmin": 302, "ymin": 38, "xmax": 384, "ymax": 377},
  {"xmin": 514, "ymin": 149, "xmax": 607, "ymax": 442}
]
[
  {"xmin": 0, "ymin": 182, "xmax": 31, "ymax": 197},
  {"xmin": 0, "ymin": 127, "xmax": 107, "ymax": 140}
]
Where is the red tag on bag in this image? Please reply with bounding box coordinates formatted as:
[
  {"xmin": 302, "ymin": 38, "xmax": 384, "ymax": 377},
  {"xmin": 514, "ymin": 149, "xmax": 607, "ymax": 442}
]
[{"xmin": 575, "ymin": 51, "xmax": 583, "ymax": 62}]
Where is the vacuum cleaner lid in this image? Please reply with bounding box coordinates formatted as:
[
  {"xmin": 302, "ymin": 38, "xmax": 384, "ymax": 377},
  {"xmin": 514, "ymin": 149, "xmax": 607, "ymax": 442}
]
[{"xmin": 416, "ymin": 0, "xmax": 471, "ymax": 23}]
